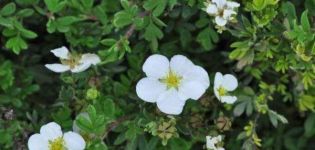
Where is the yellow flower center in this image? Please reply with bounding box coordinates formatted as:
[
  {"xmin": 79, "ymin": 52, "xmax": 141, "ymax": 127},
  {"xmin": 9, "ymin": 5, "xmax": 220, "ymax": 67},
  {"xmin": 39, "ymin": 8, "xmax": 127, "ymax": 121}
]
[
  {"xmin": 160, "ymin": 71, "xmax": 182, "ymax": 89},
  {"xmin": 60, "ymin": 53, "xmax": 82, "ymax": 69},
  {"xmin": 49, "ymin": 137, "xmax": 65, "ymax": 150},
  {"xmin": 218, "ymin": 86, "xmax": 227, "ymax": 97}
]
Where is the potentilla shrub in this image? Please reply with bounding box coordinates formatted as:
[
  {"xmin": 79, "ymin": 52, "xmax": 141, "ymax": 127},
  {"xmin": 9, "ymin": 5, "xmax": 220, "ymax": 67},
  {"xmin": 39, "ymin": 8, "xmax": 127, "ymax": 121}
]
[{"xmin": 0, "ymin": 0, "xmax": 315, "ymax": 149}]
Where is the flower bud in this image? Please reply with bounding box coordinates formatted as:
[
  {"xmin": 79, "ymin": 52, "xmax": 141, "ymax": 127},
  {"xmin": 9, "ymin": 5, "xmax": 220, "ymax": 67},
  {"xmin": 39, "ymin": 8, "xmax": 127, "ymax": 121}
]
[{"xmin": 215, "ymin": 116, "xmax": 232, "ymax": 131}]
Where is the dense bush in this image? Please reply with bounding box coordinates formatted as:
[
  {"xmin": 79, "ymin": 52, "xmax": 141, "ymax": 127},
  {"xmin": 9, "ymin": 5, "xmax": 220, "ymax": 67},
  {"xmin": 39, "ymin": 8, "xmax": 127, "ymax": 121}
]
[{"xmin": 1, "ymin": 0, "xmax": 315, "ymax": 149}]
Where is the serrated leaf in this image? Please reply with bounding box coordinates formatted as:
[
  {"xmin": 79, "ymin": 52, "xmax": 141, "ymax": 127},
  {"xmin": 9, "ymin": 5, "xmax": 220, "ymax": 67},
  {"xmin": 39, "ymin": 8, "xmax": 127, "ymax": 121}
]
[{"xmin": 143, "ymin": 0, "xmax": 167, "ymax": 17}]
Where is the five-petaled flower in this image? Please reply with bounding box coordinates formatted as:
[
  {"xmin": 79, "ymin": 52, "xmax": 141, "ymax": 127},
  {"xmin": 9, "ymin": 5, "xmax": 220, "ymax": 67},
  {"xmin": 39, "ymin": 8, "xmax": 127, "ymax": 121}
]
[
  {"xmin": 214, "ymin": 72, "xmax": 238, "ymax": 104},
  {"xmin": 205, "ymin": 0, "xmax": 240, "ymax": 27},
  {"xmin": 136, "ymin": 54, "xmax": 210, "ymax": 115},
  {"xmin": 206, "ymin": 135, "xmax": 225, "ymax": 150},
  {"xmin": 45, "ymin": 46, "xmax": 101, "ymax": 73},
  {"xmin": 28, "ymin": 122, "xmax": 86, "ymax": 150}
]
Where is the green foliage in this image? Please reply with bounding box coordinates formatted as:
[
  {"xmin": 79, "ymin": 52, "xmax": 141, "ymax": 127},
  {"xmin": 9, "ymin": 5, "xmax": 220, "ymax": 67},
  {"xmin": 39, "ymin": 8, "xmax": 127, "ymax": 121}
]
[{"xmin": 1, "ymin": 0, "xmax": 315, "ymax": 150}]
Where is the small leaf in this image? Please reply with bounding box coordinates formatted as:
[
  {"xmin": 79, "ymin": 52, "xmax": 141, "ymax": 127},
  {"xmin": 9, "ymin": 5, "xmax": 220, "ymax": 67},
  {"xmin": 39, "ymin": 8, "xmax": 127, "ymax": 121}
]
[
  {"xmin": 301, "ymin": 10, "xmax": 310, "ymax": 31},
  {"xmin": 0, "ymin": 2, "xmax": 16, "ymax": 16},
  {"xmin": 5, "ymin": 36, "xmax": 28, "ymax": 54},
  {"xmin": 304, "ymin": 113, "xmax": 315, "ymax": 137}
]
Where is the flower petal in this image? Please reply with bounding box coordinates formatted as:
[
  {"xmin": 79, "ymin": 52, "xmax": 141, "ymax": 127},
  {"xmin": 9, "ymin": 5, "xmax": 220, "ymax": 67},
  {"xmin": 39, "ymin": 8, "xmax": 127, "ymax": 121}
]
[
  {"xmin": 179, "ymin": 81, "xmax": 207, "ymax": 100},
  {"xmin": 136, "ymin": 77, "xmax": 166, "ymax": 103},
  {"xmin": 206, "ymin": 4, "xmax": 218, "ymax": 15},
  {"xmin": 214, "ymin": 72, "xmax": 223, "ymax": 88},
  {"xmin": 183, "ymin": 66, "xmax": 210, "ymax": 89},
  {"xmin": 227, "ymin": 1, "xmax": 240, "ymax": 9},
  {"xmin": 206, "ymin": 136, "xmax": 216, "ymax": 149},
  {"xmin": 156, "ymin": 89, "xmax": 186, "ymax": 115},
  {"xmin": 215, "ymin": 16, "xmax": 228, "ymax": 26},
  {"xmin": 28, "ymin": 134, "xmax": 49, "ymax": 150},
  {"xmin": 45, "ymin": 64, "xmax": 70, "ymax": 73},
  {"xmin": 40, "ymin": 122, "xmax": 63, "ymax": 141},
  {"xmin": 223, "ymin": 9, "xmax": 236, "ymax": 19},
  {"xmin": 213, "ymin": 0, "xmax": 227, "ymax": 9},
  {"xmin": 222, "ymin": 74, "xmax": 238, "ymax": 91},
  {"xmin": 221, "ymin": 96, "xmax": 237, "ymax": 104},
  {"xmin": 170, "ymin": 55, "xmax": 194, "ymax": 76},
  {"xmin": 143, "ymin": 54, "xmax": 169, "ymax": 78},
  {"xmin": 64, "ymin": 132, "xmax": 86, "ymax": 150},
  {"xmin": 80, "ymin": 53, "xmax": 101, "ymax": 65},
  {"xmin": 214, "ymin": 72, "xmax": 223, "ymax": 100},
  {"xmin": 51, "ymin": 46, "xmax": 69, "ymax": 59},
  {"xmin": 71, "ymin": 63, "xmax": 91, "ymax": 73}
]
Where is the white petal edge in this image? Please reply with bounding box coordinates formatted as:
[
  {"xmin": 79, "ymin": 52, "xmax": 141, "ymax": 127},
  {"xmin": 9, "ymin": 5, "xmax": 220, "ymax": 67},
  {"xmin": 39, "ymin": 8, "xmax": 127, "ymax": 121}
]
[
  {"xmin": 136, "ymin": 77, "xmax": 167, "ymax": 103},
  {"xmin": 206, "ymin": 136, "xmax": 216, "ymax": 149},
  {"xmin": 221, "ymin": 96, "xmax": 237, "ymax": 104},
  {"xmin": 182, "ymin": 65, "xmax": 210, "ymax": 89},
  {"xmin": 214, "ymin": 72, "xmax": 223, "ymax": 88},
  {"xmin": 39, "ymin": 122, "xmax": 63, "ymax": 141},
  {"xmin": 71, "ymin": 62, "xmax": 91, "ymax": 73},
  {"xmin": 156, "ymin": 89, "xmax": 186, "ymax": 115},
  {"xmin": 170, "ymin": 55, "xmax": 194, "ymax": 76},
  {"xmin": 28, "ymin": 134, "xmax": 49, "ymax": 150},
  {"xmin": 80, "ymin": 53, "xmax": 101, "ymax": 65},
  {"xmin": 45, "ymin": 64, "xmax": 70, "ymax": 73},
  {"xmin": 222, "ymin": 74, "xmax": 238, "ymax": 91},
  {"xmin": 214, "ymin": 72, "xmax": 223, "ymax": 100},
  {"xmin": 64, "ymin": 132, "xmax": 86, "ymax": 150},
  {"xmin": 179, "ymin": 81, "xmax": 207, "ymax": 100},
  {"xmin": 223, "ymin": 9, "xmax": 237, "ymax": 19},
  {"xmin": 206, "ymin": 4, "xmax": 218, "ymax": 15},
  {"xmin": 213, "ymin": 0, "xmax": 227, "ymax": 9},
  {"xmin": 51, "ymin": 46, "xmax": 69, "ymax": 59},
  {"xmin": 227, "ymin": 1, "xmax": 240, "ymax": 9},
  {"xmin": 143, "ymin": 54, "xmax": 169, "ymax": 78},
  {"xmin": 215, "ymin": 16, "xmax": 228, "ymax": 26}
]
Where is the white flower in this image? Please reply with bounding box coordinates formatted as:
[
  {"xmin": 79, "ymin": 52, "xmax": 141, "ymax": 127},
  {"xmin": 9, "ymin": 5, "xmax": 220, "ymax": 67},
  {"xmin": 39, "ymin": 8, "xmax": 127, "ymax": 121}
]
[
  {"xmin": 206, "ymin": 135, "xmax": 225, "ymax": 150},
  {"xmin": 28, "ymin": 122, "xmax": 86, "ymax": 150},
  {"xmin": 214, "ymin": 72, "xmax": 238, "ymax": 104},
  {"xmin": 136, "ymin": 54, "xmax": 210, "ymax": 115},
  {"xmin": 45, "ymin": 46, "xmax": 101, "ymax": 73},
  {"xmin": 205, "ymin": 0, "xmax": 240, "ymax": 27}
]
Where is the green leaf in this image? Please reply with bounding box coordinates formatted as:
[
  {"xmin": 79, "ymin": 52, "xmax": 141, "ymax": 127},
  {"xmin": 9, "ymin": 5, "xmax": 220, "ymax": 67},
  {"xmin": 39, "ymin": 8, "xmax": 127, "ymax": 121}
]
[
  {"xmin": 101, "ymin": 39, "xmax": 117, "ymax": 46},
  {"xmin": 81, "ymin": 0, "xmax": 93, "ymax": 9},
  {"xmin": 16, "ymin": 8, "xmax": 34, "ymax": 18},
  {"xmin": 301, "ymin": 10, "xmax": 310, "ymax": 31},
  {"xmin": 143, "ymin": 0, "xmax": 167, "ymax": 17},
  {"xmin": 113, "ymin": 11, "xmax": 134, "ymax": 28},
  {"xmin": 0, "ymin": 61, "xmax": 14, "ymax": 90},
  {"xmin": 0, "ymin": 2, "xmax": 16, "ymax": 16},
  {"xmin": 0, "ymin": 17, "xmax": 13, "ymax": 28},
  {"xmin": 196, "ymin": 28, "xmax": 218, "ymax": 50},
  {"xmin": 20, "ymin": 28, "xmax": 38, "ymax": 39},
  {"xmin": 44, "ymin": 0, "xmax": 66, "ymax": 13},
  {"xmin": 268, "ymin": 110, "xmax": 288, "ymax": 127},
  {"xmin": 252, "ymin": 0, "xmax": 267, "ymax": 11},
  {"xmin": 5, "ymin": 36, "xmax": 28, "ymax": 54},
  {"xmin": 144, "ymin": 21, "xmax": 163, "ymax": 41},
  {"xmin": 304, "ymin": 113, "xmax": 315, "ymax": 138},
  {"xmin": 234, "ymin": 102, "xmax": 247, "ymax": 116}
]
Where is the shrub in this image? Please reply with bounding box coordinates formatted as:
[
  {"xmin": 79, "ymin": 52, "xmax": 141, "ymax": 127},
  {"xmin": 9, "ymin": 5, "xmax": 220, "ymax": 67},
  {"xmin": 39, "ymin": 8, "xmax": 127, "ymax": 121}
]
[{"xmin": 0, "ymin": 0, "xmax": 315, "ymax": 149}]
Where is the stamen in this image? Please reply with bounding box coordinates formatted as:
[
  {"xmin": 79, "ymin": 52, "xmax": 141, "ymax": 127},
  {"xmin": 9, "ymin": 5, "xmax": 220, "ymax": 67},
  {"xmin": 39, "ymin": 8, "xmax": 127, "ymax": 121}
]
[{"xmin": 49, "ymin": 137, "xmax": 65, "ymax": 150}]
